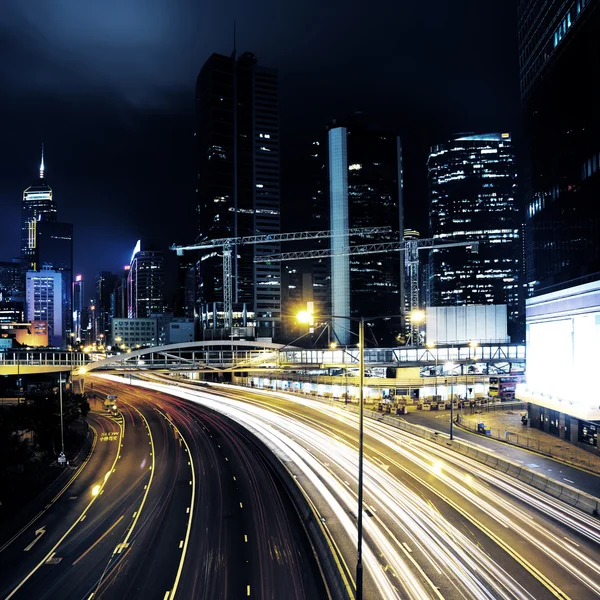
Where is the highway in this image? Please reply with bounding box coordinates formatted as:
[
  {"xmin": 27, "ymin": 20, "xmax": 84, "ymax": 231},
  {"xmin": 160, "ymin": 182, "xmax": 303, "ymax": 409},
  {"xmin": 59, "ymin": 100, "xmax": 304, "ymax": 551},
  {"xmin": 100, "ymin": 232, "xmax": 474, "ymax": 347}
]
[
  {"xmin": 0, "ymin": 381, "xmax": 326, "ymax": 600},
  {"xmin": 119, "ymin": 373, "xmax": 600, "ymax": 600},
  {"xmin": 404, "ymin": 409, "xmax": 600, "ymax": 496}
]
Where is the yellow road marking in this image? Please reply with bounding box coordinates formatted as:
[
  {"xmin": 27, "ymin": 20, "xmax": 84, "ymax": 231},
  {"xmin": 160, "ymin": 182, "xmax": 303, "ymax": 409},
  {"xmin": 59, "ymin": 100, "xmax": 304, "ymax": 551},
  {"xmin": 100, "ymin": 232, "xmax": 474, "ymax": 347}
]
[{"xmin": 72, "ymin": 515, "xmax": 124, "ymax": 565}]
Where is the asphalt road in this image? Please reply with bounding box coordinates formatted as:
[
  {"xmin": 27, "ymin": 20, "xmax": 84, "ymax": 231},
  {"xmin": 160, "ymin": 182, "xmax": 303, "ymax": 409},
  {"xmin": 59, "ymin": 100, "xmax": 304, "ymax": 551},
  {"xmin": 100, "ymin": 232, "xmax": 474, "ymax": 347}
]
[
  {"xmin": 404, "ymin": 409, "xmax": 600, "ymax": 495},
  {"xmin": 0, "ymin": 379, "xmax": 327, "ymax": 600},
  {"xmin": 130, "ymin": 375, "xmax": 600, "ymax": 600}
]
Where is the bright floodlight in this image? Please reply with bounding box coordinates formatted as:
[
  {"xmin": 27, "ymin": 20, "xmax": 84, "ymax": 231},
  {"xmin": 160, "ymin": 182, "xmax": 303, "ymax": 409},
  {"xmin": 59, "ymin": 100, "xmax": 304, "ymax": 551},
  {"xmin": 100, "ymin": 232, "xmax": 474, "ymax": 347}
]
[
  {"xmin": 469, "ymin": 340, "xmax": 479, "ymax": 348},
  {"xmin": 426, "ymin": 342, "xmax": 435, "ymax": 349},
  {"xmin": 330, "ymin": 342, "xmax": 337, "ymax": 349},
  {"xmin": 297, "ymin": 310, "xmax": 313, "ymax": 324},
  {"xmin": 410, "ymin": 310, "xmax": 426, "ymax": 323},
  {"xmin": 91, "ymin": 484, "xmax": 101, "ymax": 497}
]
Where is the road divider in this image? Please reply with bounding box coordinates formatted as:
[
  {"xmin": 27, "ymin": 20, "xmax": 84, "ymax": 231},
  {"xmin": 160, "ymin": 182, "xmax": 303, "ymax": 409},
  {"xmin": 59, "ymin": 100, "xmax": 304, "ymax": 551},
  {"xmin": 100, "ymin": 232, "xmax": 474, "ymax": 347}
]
[{"xmin": 343, "ymin": 405, "xmax": 600, "ymax": 517}]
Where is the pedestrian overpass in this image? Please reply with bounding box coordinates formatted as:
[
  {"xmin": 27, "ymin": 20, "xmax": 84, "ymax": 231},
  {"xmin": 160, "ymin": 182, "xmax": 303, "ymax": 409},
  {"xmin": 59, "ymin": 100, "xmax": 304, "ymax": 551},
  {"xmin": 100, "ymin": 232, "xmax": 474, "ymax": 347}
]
[{"xmin": 0, "ymin": 340, "xmax": 525, "ymax": 377}]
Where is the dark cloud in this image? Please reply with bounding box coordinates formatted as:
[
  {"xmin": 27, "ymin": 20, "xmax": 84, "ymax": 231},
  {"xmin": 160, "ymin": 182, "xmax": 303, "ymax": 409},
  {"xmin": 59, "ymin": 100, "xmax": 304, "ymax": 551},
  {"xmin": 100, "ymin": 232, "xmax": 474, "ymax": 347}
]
[{"xmin": 0, "ymin": 0, "xmax": 519, "ymax": 286}]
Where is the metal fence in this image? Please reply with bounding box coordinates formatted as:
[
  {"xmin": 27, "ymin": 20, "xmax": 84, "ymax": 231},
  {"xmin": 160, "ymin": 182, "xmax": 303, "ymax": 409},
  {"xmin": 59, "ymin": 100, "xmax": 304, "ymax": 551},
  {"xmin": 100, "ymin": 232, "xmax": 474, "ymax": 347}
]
[{"xmin": 457, "ymin": 415, "xmax": 600, "ymax": 472}]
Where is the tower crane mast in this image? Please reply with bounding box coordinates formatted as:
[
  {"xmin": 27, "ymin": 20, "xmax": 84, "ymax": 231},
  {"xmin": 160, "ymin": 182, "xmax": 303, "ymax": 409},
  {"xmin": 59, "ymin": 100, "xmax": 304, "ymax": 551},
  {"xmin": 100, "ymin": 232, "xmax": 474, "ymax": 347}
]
[{"xmin": 170, "ymin": 226, "xmax": 391, "ymax": 330}]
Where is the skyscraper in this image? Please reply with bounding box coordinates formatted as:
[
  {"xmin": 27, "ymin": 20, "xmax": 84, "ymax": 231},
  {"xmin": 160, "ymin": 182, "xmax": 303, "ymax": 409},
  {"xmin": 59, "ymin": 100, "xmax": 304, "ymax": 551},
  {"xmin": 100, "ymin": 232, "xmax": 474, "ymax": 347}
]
[
  {"xmin": 26, "ymin": 267, "xmax": 63, "ymax": 347},
  {"xmin": 127, "ymin": 240, "xmax": 164, "ymax": 319},
  {"xmin": 428, "ymin": 133, "xmax": 521, "ymax": 339},
  {"xmin": 195, "ymin": 51, "xmax": 281, "ymax": 338},
  {"xmin": 36, "ymin": 221, "xmax": 73, "ymax": 337},
  {"xmin": 73, "ymin": 274, "xmax": 84, "ymax": 342},
  {"xmin": 21, "ymin": 146, "xmax": 57, "ymax": 270},
  {"xmin": 328, "ymin": 124, "xmax": 404, "ymax": 344},
  {"xmin": 519, "ymin": 0, "xmax": 600, "ymax": 292},
  {"xmin": 96, "ymin": 271, "xmax": 117, "ymax": 343}
]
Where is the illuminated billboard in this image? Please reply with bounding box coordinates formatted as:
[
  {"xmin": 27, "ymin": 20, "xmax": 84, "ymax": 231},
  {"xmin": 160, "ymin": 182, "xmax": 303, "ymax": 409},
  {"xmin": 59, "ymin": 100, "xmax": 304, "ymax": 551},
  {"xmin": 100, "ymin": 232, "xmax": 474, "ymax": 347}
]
[{"xmin": 517, "ymin": 280, "xmax": 600, "ymax": 420}]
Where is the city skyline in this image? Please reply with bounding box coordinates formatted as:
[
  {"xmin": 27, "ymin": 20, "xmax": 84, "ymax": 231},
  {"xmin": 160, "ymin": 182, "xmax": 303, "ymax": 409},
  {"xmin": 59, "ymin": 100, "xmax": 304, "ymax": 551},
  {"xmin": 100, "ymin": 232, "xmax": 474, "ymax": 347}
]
[{"xmin": 0, "ymin": 1, "xmax": 520, "ymax": 285}]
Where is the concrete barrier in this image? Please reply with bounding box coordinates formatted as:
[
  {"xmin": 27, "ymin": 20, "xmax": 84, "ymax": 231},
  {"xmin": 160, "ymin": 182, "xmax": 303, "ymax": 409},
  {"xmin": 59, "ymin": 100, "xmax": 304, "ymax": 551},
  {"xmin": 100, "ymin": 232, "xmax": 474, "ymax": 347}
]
[
  {"xmin": 197, "ymin": 406, "xmax": 353, "ymax": 600},
  {"xmin": 342, "ymin": 403, "xmax": 600, "ymax": 517}
]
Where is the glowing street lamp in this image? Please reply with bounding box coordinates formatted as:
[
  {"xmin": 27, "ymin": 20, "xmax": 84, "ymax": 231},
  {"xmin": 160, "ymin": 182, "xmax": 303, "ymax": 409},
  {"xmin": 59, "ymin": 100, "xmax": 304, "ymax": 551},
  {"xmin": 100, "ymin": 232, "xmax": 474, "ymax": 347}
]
[
  {"xmin": 445, "ymin": 361, "xmax": 456, "ymax": 440},
  {"xmin": 410, "ymin": 310, "xmax": 426, "ymax": 347},
  {"xmin": 297, "ymin": 310, "xmax": 366, "ymax": 600}
]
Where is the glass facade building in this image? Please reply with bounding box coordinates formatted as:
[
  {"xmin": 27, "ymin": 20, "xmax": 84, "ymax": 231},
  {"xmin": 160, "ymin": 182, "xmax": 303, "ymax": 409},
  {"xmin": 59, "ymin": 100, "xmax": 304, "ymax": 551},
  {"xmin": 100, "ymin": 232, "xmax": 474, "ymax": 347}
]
[
  {"xmin": 21, "ymin": 148, "xmax": 56, "ymax": 271},
  {"xmin": 328, "ymin": 125, "xmax": 404, "ymax": 344},
  {"xmin": 36, "ymin": 221, "xmax": 73, "ymax": 337},
  {"xmin": 428, "ymin": 133, "xmax": 522, "ymax": 340},
  {"xmin": 519, "ymin": 0, "xmax": 600, "ymax": 292},
  {"xmin": 127, "ymin": 241, "xmax": 165, "ymax": 319},
  {"xmin": 195, "ymin": 52, "xmax": 281, "ymax": 338},
  {"xmin": 26, "ymin": 268, "xmax": 63, "ymax": 347}
]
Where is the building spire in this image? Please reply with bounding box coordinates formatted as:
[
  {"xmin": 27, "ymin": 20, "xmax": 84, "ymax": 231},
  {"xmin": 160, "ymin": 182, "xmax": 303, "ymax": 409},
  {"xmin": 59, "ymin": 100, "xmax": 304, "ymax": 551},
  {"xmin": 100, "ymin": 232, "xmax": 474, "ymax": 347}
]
[
  {"xmin": 231, "ymin": 20, "xmax": 237, "ymax": 60},
  {"xmin": 40, "ymin": 143, "xmax": 45, "ymax": 179}
]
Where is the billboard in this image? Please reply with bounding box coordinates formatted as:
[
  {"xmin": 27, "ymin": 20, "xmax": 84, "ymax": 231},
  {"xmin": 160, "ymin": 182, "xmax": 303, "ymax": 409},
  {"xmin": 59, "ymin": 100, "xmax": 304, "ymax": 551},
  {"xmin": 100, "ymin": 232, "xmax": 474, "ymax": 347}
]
[
  {"xmin": 426, "ymin": 305, "xmax": 508, "ymax": 345},
  {"xmin": 516, "ymin": 279, "xmax": 600, "ymax": 421}
]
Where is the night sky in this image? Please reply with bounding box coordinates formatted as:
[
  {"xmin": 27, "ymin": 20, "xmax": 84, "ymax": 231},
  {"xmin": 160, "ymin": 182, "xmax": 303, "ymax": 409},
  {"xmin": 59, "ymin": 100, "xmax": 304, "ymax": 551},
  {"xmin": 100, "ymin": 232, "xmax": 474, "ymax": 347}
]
[{"xmin": 0, "ymin": 0, "xmax": 520, "ymax": 292}]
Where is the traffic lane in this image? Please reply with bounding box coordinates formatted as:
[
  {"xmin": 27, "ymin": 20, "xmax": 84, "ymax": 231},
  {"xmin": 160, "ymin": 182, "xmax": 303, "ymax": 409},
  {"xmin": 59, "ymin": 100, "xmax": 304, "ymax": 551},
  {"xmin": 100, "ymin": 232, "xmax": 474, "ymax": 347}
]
[
  {"xmin": 201, "ymin": 386, "xmax": 600, "ymax": 599},
  {"xmin": 139, "ymin": 388, "xmax": 328, "ymax": 600},
  {"xmin": 5, "ymin": 396, "xmax": 151, "ymax": 600},
  {"xmin": 97, "ymin": 388, "xmax": 193, "ymax": 600},
  {"xmin": 404, "ymin": 410, "xmax": 600, "ymax": 494},
  {"xmin": 0, "ymin": 411, "xmax": 120, "ymax": 599}
]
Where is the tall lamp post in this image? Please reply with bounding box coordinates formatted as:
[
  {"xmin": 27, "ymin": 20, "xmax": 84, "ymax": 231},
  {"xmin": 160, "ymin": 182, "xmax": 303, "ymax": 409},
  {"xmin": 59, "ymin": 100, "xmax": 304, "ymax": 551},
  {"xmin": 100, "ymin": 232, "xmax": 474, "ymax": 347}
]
[
  {"xmin": 445, "ymin": 361, "xmax": 456, "ymax": 440},
  {"xmin": 426, "ymin": 342, "xmax": 438, "ymax": 399},
  {"xmin": 58, "ymin": 372, "xmax": 66, "ymax": 464},
  {"xmin": 298, "ymin": 311, "xmax": 366, "ymax": 600},
  {"xmin": 409, "ymin": 309, "xmax": 425, "ymax": 347},
  {"xmin": 468, "ymin": 341, "xmax": 479, "ymax": 402}
]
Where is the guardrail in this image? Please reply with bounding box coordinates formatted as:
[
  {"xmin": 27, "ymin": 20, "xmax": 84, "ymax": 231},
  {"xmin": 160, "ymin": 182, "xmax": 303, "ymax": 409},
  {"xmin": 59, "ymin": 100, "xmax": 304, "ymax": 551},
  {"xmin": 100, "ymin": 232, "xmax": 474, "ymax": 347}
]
[
  {"xmin": 456, "ymin": 414, "xmax": 599, "ymax": 472},
  {"xmin": 343, "ymin": 404, "xmax": 600, "ymax": 517}
]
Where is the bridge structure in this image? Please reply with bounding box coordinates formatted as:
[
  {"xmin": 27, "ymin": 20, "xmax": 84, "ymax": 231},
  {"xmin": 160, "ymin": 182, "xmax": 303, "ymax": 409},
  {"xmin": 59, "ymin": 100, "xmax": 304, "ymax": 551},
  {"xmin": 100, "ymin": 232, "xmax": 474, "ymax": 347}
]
[{"xmin": 0, "ymin": 341, "xmax": 525, "ymax": 377}]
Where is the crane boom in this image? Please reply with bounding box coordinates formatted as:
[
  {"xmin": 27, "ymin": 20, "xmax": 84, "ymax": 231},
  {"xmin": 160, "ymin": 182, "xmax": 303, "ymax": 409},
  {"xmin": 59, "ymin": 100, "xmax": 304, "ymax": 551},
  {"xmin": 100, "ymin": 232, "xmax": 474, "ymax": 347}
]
[
  {"xmin": 253, "ymin": 238, "xmax": 478, "ymax": 262},
  {"xmin": 171, "ymin": 226, "xmax": 392, "ymax": 253},
  {"xmin": 171, "ymin": 225, "xmax": 393, "ymax": 331}
]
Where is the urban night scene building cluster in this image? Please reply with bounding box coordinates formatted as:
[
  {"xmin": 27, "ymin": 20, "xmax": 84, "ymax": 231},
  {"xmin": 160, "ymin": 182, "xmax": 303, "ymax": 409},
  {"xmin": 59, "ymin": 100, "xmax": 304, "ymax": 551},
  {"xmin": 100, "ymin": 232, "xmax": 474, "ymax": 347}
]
[{"xmin": 1, "ymin": 1, "xmax": 600, "ymax": 599}]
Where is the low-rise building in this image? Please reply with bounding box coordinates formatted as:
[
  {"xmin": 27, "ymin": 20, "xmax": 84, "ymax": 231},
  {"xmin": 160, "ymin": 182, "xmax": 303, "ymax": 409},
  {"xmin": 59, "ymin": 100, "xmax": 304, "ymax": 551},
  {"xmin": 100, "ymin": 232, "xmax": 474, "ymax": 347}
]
[{"xmin": 111, "ymin": 318, "xmax": 157, "ymax": 349}]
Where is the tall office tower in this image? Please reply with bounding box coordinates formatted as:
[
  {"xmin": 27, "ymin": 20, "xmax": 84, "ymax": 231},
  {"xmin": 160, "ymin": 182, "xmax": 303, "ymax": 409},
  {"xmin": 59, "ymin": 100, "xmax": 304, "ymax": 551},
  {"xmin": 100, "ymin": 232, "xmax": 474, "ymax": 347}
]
[
  {"xmin": 195, "ymin": 51, "xmax": 281, "ymax": 338},
  {"xmin": 26, "ymin": 267, "xmax": 63, "ymax": 347},
  {"xmin": 96, "ymin": 271, "xmax": 117, "ymax": 343},
  {"xmin": 73, "ymin": 274, "xmax": 84, "ymax": 342},
  {"xmin": 127, "ymin": 240, "xmax": 164, "ymax": 319},
  {"xmin": 328, "ymin": 124, "xmax": 404, "ymax": 345},
  {"xmin": 519, "ymin": 0, "xmax": 600, "ymax": 292},
  {"xmin": 428, "ymin": 133, "xmax": 521, "ymax": 339},
  {"xmin": 36, "ymin": 221, "xmax": 73, "ymax": 338},
  {"xmin": 21, "ymin": 146, "xmax": 57, "ymax": 270},
  {"xmin": 0, "ymin": 259, "xmax": 25, "ymax": 302},
  {"xmin": 112, "ymin": 267, "xmax": 130, "ymax": 320}
]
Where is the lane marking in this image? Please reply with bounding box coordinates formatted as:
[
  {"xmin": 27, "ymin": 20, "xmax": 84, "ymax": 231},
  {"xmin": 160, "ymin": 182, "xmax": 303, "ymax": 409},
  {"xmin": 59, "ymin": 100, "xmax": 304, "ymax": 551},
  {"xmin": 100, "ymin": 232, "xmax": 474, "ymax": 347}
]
[
  {"xmin": 244, "ymin": 534, "xmax": 248, "ymax": 542},
  {"xmin": 247, "ymin": 585, "xmax": 251, "ymax": 596},
  {"xmin": 563, "ymin": 478, "xmax": 574, "ymax": 484},
  {"xmin": 5, "ymin": 420, "xmax": 122, "ymax": 600},
  {"xmin": 179, "ymin": 540, "xmax": 183, "ymax": 549},
  {"xmin": 72, "ymin": 515, "xmax": 125, "ymax": 565},
  {"xmin": 563, "ymin": 536, "xmax": 580, "ymax": 547},
  {"xmin": 23, "ymin": 527, "xmax": 46, "ymax": 552},
  {"xmin": 0, "ymin": 423, "xmax": 99, "ymax": 554},
  {"xmin": 239, "ymin": 502, "xmax": 243, "ymax": 509}
]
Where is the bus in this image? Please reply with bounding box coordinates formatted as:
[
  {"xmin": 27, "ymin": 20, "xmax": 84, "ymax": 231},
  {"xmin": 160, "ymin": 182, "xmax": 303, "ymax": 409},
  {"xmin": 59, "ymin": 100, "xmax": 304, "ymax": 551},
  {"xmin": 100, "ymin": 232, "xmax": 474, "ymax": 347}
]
[{"xmin": 488, "ymin": 376, "xmax": 523, "ymax": 400}]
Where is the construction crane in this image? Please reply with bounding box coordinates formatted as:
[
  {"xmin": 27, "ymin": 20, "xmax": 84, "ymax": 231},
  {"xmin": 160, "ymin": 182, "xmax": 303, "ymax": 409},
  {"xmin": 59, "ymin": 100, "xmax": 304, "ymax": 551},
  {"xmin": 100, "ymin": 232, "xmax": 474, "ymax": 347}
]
[
  {"xmin": 254, "ymin": 236, "xmax": 479, "ymax": 342},
  {"xmin": 170, "ymin": 226, "xmax": 391, "ymax": 330}
]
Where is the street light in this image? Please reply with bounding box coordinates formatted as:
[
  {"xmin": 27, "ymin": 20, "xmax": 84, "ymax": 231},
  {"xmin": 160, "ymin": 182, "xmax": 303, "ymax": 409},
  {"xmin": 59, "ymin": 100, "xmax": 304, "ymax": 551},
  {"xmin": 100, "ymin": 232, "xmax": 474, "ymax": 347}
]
[
  {"xmin": 409, "ymin": 310, "xmax": 425, "ymax": 347},
  {"xmin": 426, "ymin": 342, "xmax": 438, "ymax": 400},
  {"xmin": 58, "ymin": 372, "xmax": 66, "ymax": 464},
  {"xmin": 298, "ymin": 310, "xmax": 366, "ymax": 600},
  {"xmin": 468, "ymin": 341, "xmax": 479, "ymax": 402},
  {"xmin": 445, "ymin": 361, "xmax": 456, "ymax": 440}
]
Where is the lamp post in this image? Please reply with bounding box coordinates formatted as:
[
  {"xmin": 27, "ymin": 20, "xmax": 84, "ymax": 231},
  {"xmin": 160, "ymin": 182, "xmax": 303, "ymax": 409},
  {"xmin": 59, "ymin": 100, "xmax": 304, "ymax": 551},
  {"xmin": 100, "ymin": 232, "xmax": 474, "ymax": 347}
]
[
  {"xmin": 445, "ymin": 361, "xmax": 456, "ymax": 440},
  {"xmin": 409, "ymin": 309, "xmax": 426, "ymax": 347},
  {"xmin": 58, "ymin": 372, "xmax": 65, "ymax": 463},
  {"xmin": 426, "ymin": 342, "xmax": 438, "ymax": 400},
  {"xmin": 298, "ymin": 311, "xmax": 366, "ymax": 600},
  {"xmin": 468, "ymin": 341, "xmax": 479, "ymax": 402}
]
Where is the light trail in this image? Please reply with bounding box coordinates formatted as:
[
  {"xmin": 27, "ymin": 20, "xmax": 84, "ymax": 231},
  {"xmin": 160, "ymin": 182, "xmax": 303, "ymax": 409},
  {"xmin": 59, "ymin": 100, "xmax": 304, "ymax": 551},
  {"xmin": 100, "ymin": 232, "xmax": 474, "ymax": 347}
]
[{"xmin": 96, "ymin": 374, "xmax": 600, "ymax": 600}]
